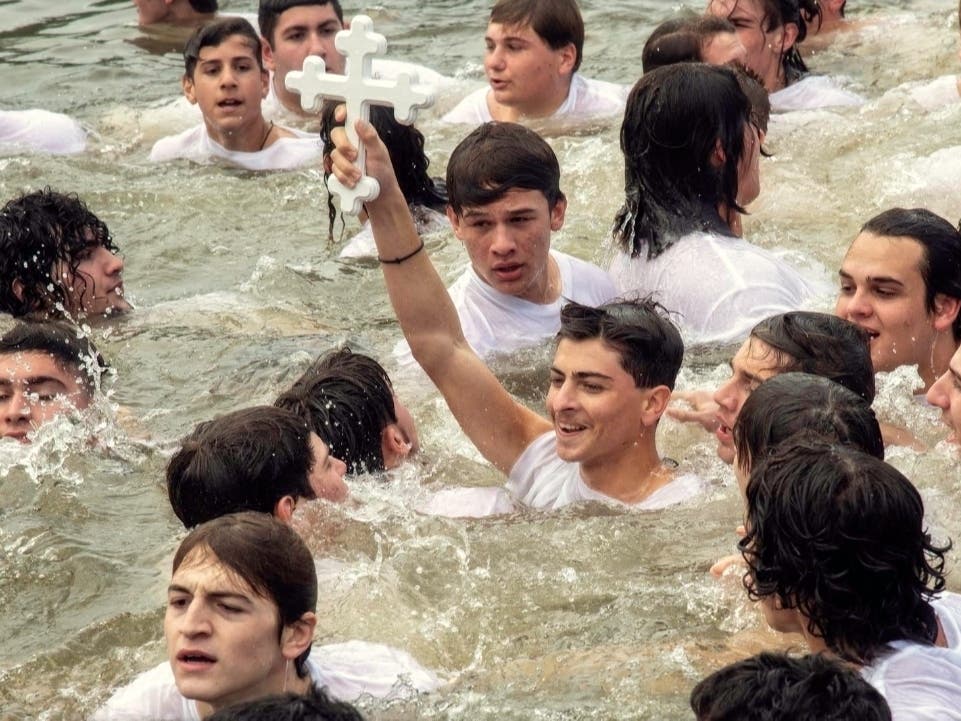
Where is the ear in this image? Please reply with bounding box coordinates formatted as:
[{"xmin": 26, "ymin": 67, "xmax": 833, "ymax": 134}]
[
  {"xmin": 273, "ymin": 495, "xmax": 297, "ymax": 523},
  {"xmin": 549, "ymin": 195, "xmax": 567, "ymax": 232},
  {"xmin": 932, "ymin": 293, "xmax": 961, "ymax": 333},
  {"xmin": 380, "ymin": 424, "xmax": 411, "ymax": 470},
  {"xmin": 260, "ymin": 67, "xmax": 269, "ymax": 99},
  {"xmin": 556, "ymin": 42, "xmax": 577, "ymax": 76},
  {"xmin": 11, "ymin": 279, "xmax": 25, "ymax": 302},
  {"xmin": 641, "ymin": 385, "xmax": 672, "ymax": 427},
  {"xmin": 780, "ymin": 22, "xmax": 799, "ymax": 51},
  {"xmin": 262, "ymin": 37, "xmax": 276, "ymax": 73},
  {"xmin": 446, "ymin": 205, "xmax": 465, "ymax": 238},
  {"xmin": 280, "ymin": 611, "xmax": 317, "ymax": 661},
  {"xmin": 710, "ymin": 137, "xmax": 725, "ymax": 168},
  {"xmin": 182, "ymin": 74, "xmax": 197, "ymax": 105}
]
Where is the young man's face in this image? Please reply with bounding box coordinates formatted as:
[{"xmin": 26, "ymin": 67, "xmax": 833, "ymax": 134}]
[
  {"xmin": 57, "ymin": 239, "xmax": 131, "ymax": 318},
  {"xmin": 165, "ymin": 550, "xmax": 292, "ymax": 712},
  {"xmin": 700, "ymin": 30, "xmax": 748, "ymax": 66},
  {"xmin": 705, "ymin": 0, "xmax": 795, "ymax": 91},
  {"xmin": 835, "ymin": 232, "xmax": 939, "ymax": 378},
  {"xmin": 262, "ymin": 4, "xmax": 345, "ymax": 110},
  {"xmin": 0, "ymin": 351, "xmax": 91, "ymax": 443},
  {"xmin": 132, "ymin": 0, "xmax": 172, "ymax": 26},
  {"xmin": 447, "ymin": 188, "xmax": 565, "ymax": 304},
  {"xmin": 307, "ymin": 432, "xmax": 348, "ymax": 502},
  {"xmin": 183, "ymin": 35, "xmax": 269, "ymax": 137},
  {"xmin": 926, "ymin": 345, "xmax": 961, "ymax": 443},
  {"xmin": 483, "ymin": 22, "xmax": 575, "ymax": 116},
  {"xmin": 713, "ymin": 338, "xmax": 783, "ymax": 464},
  {"xmin": 547, "ymin": 337, "xmax": 653, "ymax": 466}
]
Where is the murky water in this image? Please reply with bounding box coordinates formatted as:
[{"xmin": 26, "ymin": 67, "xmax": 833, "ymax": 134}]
[{"xmin": 1, "ymin": 0, "xmax": 960, "ymax": 719}]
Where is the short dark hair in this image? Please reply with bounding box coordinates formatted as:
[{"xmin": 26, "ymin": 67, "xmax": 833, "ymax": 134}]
[
  {"xmin": 691, "ymin": 651, "xmax": 891, "ymax": 721},
  {"xmin": 0, "ymin": 320, "xmax": 106, "ymax": 397},
  {"xmin": 184, "ymin": 17, "xmax": 263, "ymax": 78},
  {"xmin": 258, "ymin": 0, "xmax": 343, "ymax": 45},
  {"xmin": 166, "ymin": 406, "xmax": 316, "ymax": 528},
  {"xmin": 614, "ymin": 64, "xmax": 748, "ymax": 259},
  {"xmin": 860, "ymin": 208, "xmax": 961, "ymax": 341},
  {"xmin": 557, "ymin": 297, "xmax": 684, "ymax": 390},
  {"xmin": 733, "ymin": 373, "xmax": 884, "ymax": 475},
  {"xmin": 207, "ymin": 686, "xmax": 365, "ymax": 721},
  {"xmin": 174, "ymin": 512, "xmax": 317, "ymax": 677},
  {"xmin": 741, "ymin": 439, "xmax": 951, "ymax": 664},
  {"xmin": 754, "ymin": 0, "xmax": 820, "ymax": 83},
  {"xmin": 446, "ymin": 122, "xmax": 563, "ymax": 217},
  {"xmin": 641, "ymin": 14, "xmax": 737, "ymax": 73},
  {"xmin": 275, "ymin": 348, "xmax": 396, "ymax": 474},
  {"xmin": 0, "ymin": 188, "xmax": 119, "ymax": 319},
  {"xmin": 748, "ymin": 311, "xmax": 875, "ymax": 402},
  {"xmin": 490, "ymin": 0, "xmax": 584, "ymax": 73},
  {"xmin": 188, "ymin": 0, "xmax": 218, "ymax": 12}
]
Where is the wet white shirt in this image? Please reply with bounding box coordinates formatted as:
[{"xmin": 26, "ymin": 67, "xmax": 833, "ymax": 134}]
[
  {"xmin": 339, "ymin": 206, "xmax": 448, "ymax": 259},
  {"xmin": 934, "ymin": 592, "xmax": 961, "ymax": 648},
  {"xmin": 903, "ymin": 74, "xmax": 960, "ymax": 112},
  {"xmin": 149, "ymin": 125, "xmax": 321, "ymax": 170},
  {"xmin": 608, "ymin": 231, "xmax": 816, "ymax": 345},
  {"xmin": 770, "ymin": 75, "xmax": 864, "ymax": 113},
  {"xmin": 442, "ymin": 73, "xmax": 627, "ymax": 125},
  {"xmin": 91, "ymin": 640, "xmax": 442, "ymax": 720},
  {"xmin": 862, "ymin": 640, "xmax": 961, "ymax": 721},
  {"xmin": 0, "ymin": 109, "xmax": 86, "ymax": 155},
  {"xmin": 506, "ymin": 432, "xmax": 707, "ymax": 511}
]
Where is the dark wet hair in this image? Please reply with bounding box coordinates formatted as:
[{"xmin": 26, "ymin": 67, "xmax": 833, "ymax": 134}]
[
  {"xmin": 490, "ymin": 0, "xmax": 584, "ymax": 73},
  {"xmin": 859, "ymin": 208, "xmax": 961, "ymax": 342},
  {"xmin": 173, "ymin": 512, "xmax": 317, "ymax": 678},
  {"xmin": 166, "ymin": 406, "xmax": 316, "ymax": 528},
  {"xmin": 319, "ymin": 103, "xmax": 446, "ymax": 239},
  {"xmin": 184, "ymin": 17, "xmax": 263, "ymax": 78},
  {"xmin": 724, "ymin": 0, "xmax": 819, "ymax": 84},
  {"xmin": 741, "ymin": 439, "xmax": 951, "ymax": 664},
  {"xmin": 733, "ymin": 373, "xmax": 883, "ymax": 475},
  {"xmin": 446, "ymin": 122, "xmax": 563, "ymax": 217},
  {"xmin": 614, "ymin": 64, "xmax": 747, "ymax": 259},
  {"xmin": 188, "ymin": 0, "xmax": 218, "ymax": 12},
  {"xmin": 691, "ymin": 651, "xmax": 891, "ymax": 721},
  {"xmin": 275, "ymin": 347, "xmax": 398, "ymax": 474},
  {"xmin": 642, "ymin": 14, "xmax": 738, "ymax": 73},
  {"xmin": 0, "ymin": 188, "xmax": 119, "ymax": 319},
  {"xmin": 0, "ymin": 320, "xmax": 106, "ymax": 397},
  {"xmin": 259, "ymin": 0, "xmax": 343, "ymax": 45},
  {"xmin": 748, "ymin": 312, "xmax": 875, "ymax": 402},
  {"xmin": 557, "ymin": 297, "xmax": 684, "ymax": 390},
  {"xmin": 207, "ymin": 685, "xmax": 366, "ymax": 721}
]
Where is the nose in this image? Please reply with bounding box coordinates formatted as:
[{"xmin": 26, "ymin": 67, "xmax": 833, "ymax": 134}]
[
  {"xmin": 713, "ymin": 377, "xmax": 736, "ymax": 411},
  {"xmin": 98, "ymin": 247, "xmax": 124, "ymax": 276},
  {"xmin": 307, "ymin": 32, "xmax": 327, "ymax": 57},
  {"xmin": 489, "ymin": 223, "xmax": 516, "ymax": 256},
  {"xmin": 1, "ymin": 391, "xmax": 31, "ymax": 426},
  {"xmin": 549, "ymin": 378, "xmax": 578, "ymax": 414},
  {"xmin": 838, "ymin": 287, "xmax": 871, "ymax": 320},
  {"xmin": 179, "ymin": 599, "xmax": 212, "ymax": 637},
  {"xmin": 333, "ymin": 456, "xmax": 347, "ymax": 477},
  {"xmin": 926, "ymin": 372, "xmax": 950, "ymax": 410},
  {"xmin": 485, "ymin": 44, "xmax": 505, "ymax": 72}
]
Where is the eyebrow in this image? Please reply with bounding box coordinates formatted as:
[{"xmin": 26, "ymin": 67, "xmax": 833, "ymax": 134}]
[
  {"xmin": 462, "ymin": 207, "xmax": 538, "ymax": 218},
  {"xmin": 838, "ymin": 269, "xmax": 905, "ymax": 287},
  {"xmin": 550, "ymin": 368, "xmax": 615, "ymax": 382},
  {"xmin": 0, "ymin": 376, "xmax": 69, "ymax": 389},
  {"xmin": 167, "ymin": 584, "xmax": 252, "ymax": 603}
]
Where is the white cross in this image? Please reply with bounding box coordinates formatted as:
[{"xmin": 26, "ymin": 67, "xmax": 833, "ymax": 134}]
[{"xmin": 285, "ymin": 15, "xmax": 434, "ymax": 215}]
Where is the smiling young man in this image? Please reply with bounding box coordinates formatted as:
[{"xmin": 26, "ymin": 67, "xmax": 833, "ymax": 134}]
[
  {"xmin": 442, "ymin": 0, "xmax": 627, "ymax": 126},
  {"xmin": 835, "ymin": 208, "xmax": 961, "ymax": 393},
  {"xmin": 331, "ymin": 114, "xmax": 705, "ymax": 510},
  {"xmin": 150, "ymin": 17, "xmax": 321, "ymax": 170}
]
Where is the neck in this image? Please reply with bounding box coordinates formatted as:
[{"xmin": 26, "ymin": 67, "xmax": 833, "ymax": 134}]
[
  {"xmin": 525, "ymin": 254, "xmax": 561, "ymax": 304},
  {"xmin": 487, "ymin": 75, "xmax": 573, "ymax": 122},
  {"xmin": 579, "ymin": 434, "xmax": 670, "ymax": 504},
  {"xmin": 922, "ymin": 335, "xmax": 958, "ymax": 391},
  {"xmin": 197, "ymin": 672, "xmax": 311, "ymax": 719},
  {"xmin": 205, "ymin": 115, "xmax": 271, "ymax": 152},
  {"xmin": 275, "ymin": 75, "xmax": 310, "ymax": 117}
]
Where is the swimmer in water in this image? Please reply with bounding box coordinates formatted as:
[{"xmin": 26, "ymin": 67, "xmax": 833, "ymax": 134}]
[
  {"xmin": 133, "ymin": 0, "xmax": 217, "ymax": 27},
  {"xmin": 642, "ymin": 14, "xmax": 748, "ymax": 72},
  {"xmin": 925, "ymin": 342, "xmax": 961, "ymax": 444}
]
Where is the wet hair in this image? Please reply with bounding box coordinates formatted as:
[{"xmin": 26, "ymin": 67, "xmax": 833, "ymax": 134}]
[
  {"xmin": 0, "ymin": 320, "xmax": 106, "ymax": 397},
  {"xmin": 446, "ymin": 122, "xmax": 563, "ymax": 217},
  {"xmin": 187, "ymin": 0, "xmax": 218, "ymax": 12},
  {"xmin": 173, "ymin": 512, "xmax": 317, "ymax": 678},
  {"xmin": 166, "ymin": 406, "xmax": 316, "ymax": 528},
  {"xmin": 690, "ymin": 651, "xmax": 891, "ymax": 721},
  {"xmin": 730, "ymin": 0, "xmax": 819, "ymax": 84},
  {"xmin": 614, "ymin": 63, "xmax": 748, "ymax": 259},
  {"xmin": 207, "ymin": 686, "xmax": 365, "ymax": 721},
  {"xmin": 319, "ymin": 103, "xmax": 446, "ymax": 239},
  {"xmin": 859, "ymin": 208, "xmax": 961, "ymax": 342},
  {"xmin": 642, "ymin": 14, "xmax": 739, "ymax": 73},
  {"xmin": 275, "ymin": 347, "xmax": 398, "ymax": 474},
  {"xmin": 748, "ymin": 312, "xmax": 875, "ymax": 402},
  {"xmin": 733, "ymin": 65, "xmax": 771, "ymax": 136},
  {"xmin": 490, "ymin": 0, "xmax": 584, "ymax": 73},
  {"xmin": 733, "ymin": 373, "xmax": 884, "ymax": 475},
  {"xmin": 741, "ymin": 439, "xmax": 951, "ymax": 664},
  {"xmin": 184, "ymin": 17, "xmax": 264, "ymax": 78},
  {"xmin": 0, "ymin": 188, "xmax": 119, "ymax": 319},
  {"xmin": 259, "ymin": 0, "xmax": 343, "ymax": 45},
  {"xmin": 557, "ymin": 297, "xmax": 684, "ymax": 390}
]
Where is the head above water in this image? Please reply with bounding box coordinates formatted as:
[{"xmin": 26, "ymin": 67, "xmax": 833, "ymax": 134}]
[
  {"xmin": 0, "ymin": 188, "xmax": 129, "ymax": 320},
  {"xmin": 641, "ymin": 14, "xmax": 745, "ymax": 73},
  {"xmin": 134, "ymin": 0, "xmax": 218, "ymax": 27},
  {"xmin": 183, "ymin": 17, "xmax": 264, "ymax": 78},
  {"xmin": 614, "ymin": 63, "xmax": 750, "ymax": 259},
  {"xmin": 489, "ymin": 0, "xmax": 584, "ymax": 73},
  {"xmin": 275, "ymin": 347, "xmax": 418, "ymax": 475},
  {"xmin": 741, "ymin": 438, "xmax": 950, "ymax": 664},
  {"xmin": 258, "ymin": 0, "xmax": 343, "ymax": 46},
  {"xmin": 557, "ymin": 297, "xmax": 684, "ymax": 391}
]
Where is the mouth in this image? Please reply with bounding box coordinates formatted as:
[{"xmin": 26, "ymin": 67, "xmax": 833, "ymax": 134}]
[
  {"xmin": 489, "ymin": 78, "xmax": 508, "ymax": 90},
  {"xmin": 491, "ymin": 263, "xmax": 524, "ymax": 282},
  {"xmin": 2, "ymin": 431, "xmax": 29, "ymax": 443},
  {"xmin": 854, "ymin": 324, "xmax": 880, "ymax": 342},
  {"xmin": 714, "ymin": 419, "xmax": 733, "ymax": 445},
  {"xmin": 217, "ymin": 98, "xmax": 244, "ymax": 110},
  {"xmin": 176, "ymin": 650, "xmax": 217, "ymax": 669},
  {"xmin": 555, "ymin": 420, "xmax": 588, "ymax": 437}
]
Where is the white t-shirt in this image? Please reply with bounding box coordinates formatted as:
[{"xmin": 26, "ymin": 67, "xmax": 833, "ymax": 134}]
[
  {"xmin": 442, "ymin": 73, "xmax": 628, "ymax": 125},
  {"xmin": 339, "ymin": 206, "xmax": 448, "ymax": 259},
  {"xmin": 934, "ymin": 592, "xmax": 961, "ymax": 649},
  {"xmin": 608, "ymin": 231, "xmax": 816, "ymax": 345},
  {"xmin": 0, "ymin": 109, "xmax": 87, "ymax": 155},
  {"xmin": 92, "ymin": 640, "xmax": 442, "ymax": 721},
  {"xmin": 769, "ymin": 75, "xmax": 864, "ymax": 113},
  {"xmin": 862, "ymin": 640, "xmax": 961, "ymax": 721},
  {"xmin": 506, "ymin": 431, "xmax": 707, "ymax": 511},
  {"xmin": 420, "ymin": 485, "xmax": 517, "ymax": 518},
  {"xmin": 902, "ymin": 74, "xmax": 961, "ymax": 112},
  {"xmin": 149, "ymin": 124, "xmax": 321, "ymax": 170}
]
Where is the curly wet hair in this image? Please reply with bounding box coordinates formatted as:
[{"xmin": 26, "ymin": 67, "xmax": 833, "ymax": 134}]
[
  {"xmin": 0, "ymin": 188, "xmax": 118, "ymax": 319},
  {"xmin": 740, "ymin": 438, "xmax": 950, "ymax": 664}
]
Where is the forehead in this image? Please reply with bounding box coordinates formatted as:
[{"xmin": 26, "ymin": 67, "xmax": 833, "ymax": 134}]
[
  {"xmin": 197, "ymin": 34, "xmax": 259, "ymax": 61},
  {"xmin": 486, "ymin": 21, "xmax": 546, "ymax": 45},
  {"xmin": 461, "ymin": 188, "xmax": 551, "ymax": 217},
  {"xmin": 308, "ymin": 431, "xmax": 329, "ymax": 464},
  {"xmin": 553, "ymin": 337, "xmax": 633, "ymax": 380},
  {"xmin": 733, "ymin": 338, "xmax": 781, "ymax": 374},
  {"xmin": 275, "ymin": 4, "xmax": 341, "ymax": 31},
  {"xmin": 841, "ymin": 231, "xmax": 925, "ymax": 282},
  {"xmin": 0, "ymin": 351, "xmax": 74, "ymax": 385},
  {"xmin": 173, "ymin": 547, "xmax": 262, "ymax": 598},
  {"xmin": 711, "ymin": 0, "xmax": 765, "ymax": 21}
]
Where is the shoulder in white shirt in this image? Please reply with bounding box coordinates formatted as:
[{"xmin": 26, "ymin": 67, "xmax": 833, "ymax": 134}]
[{"xmin": 149, "ymin": 124, "xmax": 321, "ymax": 170}]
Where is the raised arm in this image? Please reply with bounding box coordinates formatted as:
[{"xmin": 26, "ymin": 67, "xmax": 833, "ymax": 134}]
[{"xmin": 329, "ymin": 117, "xmax": 551, "ymax": 473}]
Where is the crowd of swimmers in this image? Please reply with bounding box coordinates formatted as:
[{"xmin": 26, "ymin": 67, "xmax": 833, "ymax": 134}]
[{"xmin": 3, "ymin": 0, "xmax": 961, "ymax": 718}]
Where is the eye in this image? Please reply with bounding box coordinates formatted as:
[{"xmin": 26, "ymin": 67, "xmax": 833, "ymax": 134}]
[
  {"xmin": 218, "ymin": 602, "xmax": 242, "ymax": 613},
  {"xmin": 581, "ymin": 382, "xmax": 604, "ymax": 393},
  {"xmin": 285, "ymin": 30, "xmax": 306, "ymax": 42},
  {"xmin": 549, "ymin": 375, "xmax": 563, "ymax": 387},
  {"xmin": 168, "ymin": 596, "xmax": 189, "ymax": 609}
]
